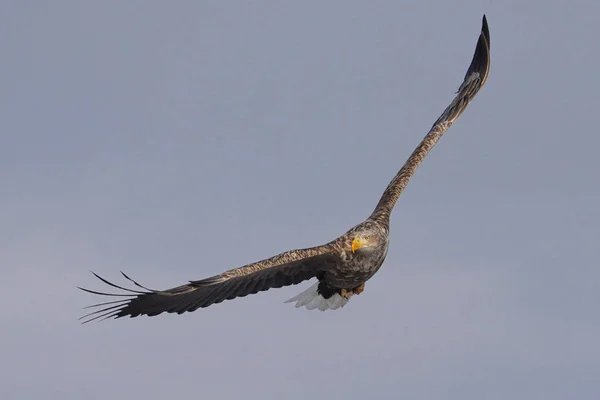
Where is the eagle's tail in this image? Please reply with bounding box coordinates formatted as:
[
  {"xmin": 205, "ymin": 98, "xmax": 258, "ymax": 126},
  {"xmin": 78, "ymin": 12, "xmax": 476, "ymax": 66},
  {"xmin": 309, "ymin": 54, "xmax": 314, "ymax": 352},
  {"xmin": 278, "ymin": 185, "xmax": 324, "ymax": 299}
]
[{"xmin": 284, "ymin": 282, "xmax": 349, "ymax": 311}]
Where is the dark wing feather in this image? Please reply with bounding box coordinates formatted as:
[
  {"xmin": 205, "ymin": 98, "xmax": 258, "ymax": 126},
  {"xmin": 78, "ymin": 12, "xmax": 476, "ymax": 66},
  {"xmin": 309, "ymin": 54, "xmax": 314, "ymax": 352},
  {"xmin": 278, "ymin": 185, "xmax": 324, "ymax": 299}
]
[
  {"xmin": 370, "ymin": 15, "xmax": 491, "ymax": 222},
  {"xmin": 79, "ymin": 245, "xmax": 337, "ymax": 323}
]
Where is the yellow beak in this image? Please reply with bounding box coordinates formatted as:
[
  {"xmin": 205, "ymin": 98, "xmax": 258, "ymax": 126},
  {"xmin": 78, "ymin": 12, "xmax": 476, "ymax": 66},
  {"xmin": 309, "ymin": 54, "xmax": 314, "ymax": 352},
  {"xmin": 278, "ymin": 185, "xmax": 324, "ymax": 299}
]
[{"xmin": 351, "ymin": 237, "xmax": 365, "ymax": 253}]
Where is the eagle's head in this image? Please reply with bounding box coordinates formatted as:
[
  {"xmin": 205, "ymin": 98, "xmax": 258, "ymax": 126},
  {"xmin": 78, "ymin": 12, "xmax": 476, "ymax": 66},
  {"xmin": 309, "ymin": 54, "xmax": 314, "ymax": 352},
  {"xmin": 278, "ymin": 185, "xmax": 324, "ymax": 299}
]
[{"xmin": 350, "ymin": 223, "xmax": 388, "ymax": 255}]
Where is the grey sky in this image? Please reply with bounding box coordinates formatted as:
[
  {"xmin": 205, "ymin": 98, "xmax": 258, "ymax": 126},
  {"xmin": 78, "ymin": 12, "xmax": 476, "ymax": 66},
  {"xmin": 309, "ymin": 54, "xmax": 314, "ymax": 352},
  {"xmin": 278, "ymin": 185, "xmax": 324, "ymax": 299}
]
[{"xmin": 2, "ymin": 1, "xmax": 599, "ymax": 399}]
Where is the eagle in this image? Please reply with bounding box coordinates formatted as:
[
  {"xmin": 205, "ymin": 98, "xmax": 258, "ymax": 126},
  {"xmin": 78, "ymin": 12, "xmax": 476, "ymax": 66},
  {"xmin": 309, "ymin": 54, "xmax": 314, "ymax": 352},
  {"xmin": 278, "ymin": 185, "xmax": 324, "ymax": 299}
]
[{"xmin": 79, "ymin": 15, "xmax": 491, "ymax": 322}]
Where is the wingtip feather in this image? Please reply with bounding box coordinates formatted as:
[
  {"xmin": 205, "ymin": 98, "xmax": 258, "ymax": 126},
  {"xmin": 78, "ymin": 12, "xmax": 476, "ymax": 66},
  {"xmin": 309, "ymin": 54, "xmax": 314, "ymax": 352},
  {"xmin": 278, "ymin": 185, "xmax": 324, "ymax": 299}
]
[{"xmin": 482, "ymin": 15, "xmax": 489, "ymax": 46}]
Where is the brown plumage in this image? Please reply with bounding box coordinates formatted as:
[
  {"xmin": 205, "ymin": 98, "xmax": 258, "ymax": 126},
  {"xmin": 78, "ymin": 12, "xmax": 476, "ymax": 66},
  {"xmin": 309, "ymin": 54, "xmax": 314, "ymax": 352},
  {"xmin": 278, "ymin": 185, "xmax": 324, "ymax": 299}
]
[{"xmin": 79, "ymin": 15, "xmax": 491, "ymax": 322}]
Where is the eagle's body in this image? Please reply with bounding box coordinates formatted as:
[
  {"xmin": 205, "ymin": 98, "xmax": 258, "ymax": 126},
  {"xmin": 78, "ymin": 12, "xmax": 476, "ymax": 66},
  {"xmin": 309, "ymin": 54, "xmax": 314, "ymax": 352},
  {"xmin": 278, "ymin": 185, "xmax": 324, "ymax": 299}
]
[
  {"xmin": 326, "ymin": 221, "xmax": 389, "ymax": 288},
  {"xmin": 284, "ymin": 220, "xmax": 390, "ymax": 311},
  {"xmin": 79, "ymin": 16, "xmax": 491, "ymax": 322}
]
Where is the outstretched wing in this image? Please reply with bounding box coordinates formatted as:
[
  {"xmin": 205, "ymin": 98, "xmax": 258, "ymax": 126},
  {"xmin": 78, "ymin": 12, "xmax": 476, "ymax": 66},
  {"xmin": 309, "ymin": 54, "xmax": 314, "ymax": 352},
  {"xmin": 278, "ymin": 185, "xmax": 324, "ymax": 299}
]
[
  {"xmin": 370, "ymin": 15, "xmax": 491, "ymax": 221},
  {"xmin": 79, "ymin": 245, "xmax": 337, "ymax": 323}
]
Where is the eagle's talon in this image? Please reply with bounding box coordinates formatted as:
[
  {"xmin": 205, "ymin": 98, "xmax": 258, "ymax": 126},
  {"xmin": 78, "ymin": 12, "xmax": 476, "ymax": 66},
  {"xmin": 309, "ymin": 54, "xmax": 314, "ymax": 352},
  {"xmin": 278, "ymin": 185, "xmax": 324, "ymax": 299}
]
[
  {"xmin": 353, "ymin": 283, "xmax": 365, "ymax": 295},
  {"xmin": 340, "ymin": 288, "xmax": 354, "ymax": 299}
]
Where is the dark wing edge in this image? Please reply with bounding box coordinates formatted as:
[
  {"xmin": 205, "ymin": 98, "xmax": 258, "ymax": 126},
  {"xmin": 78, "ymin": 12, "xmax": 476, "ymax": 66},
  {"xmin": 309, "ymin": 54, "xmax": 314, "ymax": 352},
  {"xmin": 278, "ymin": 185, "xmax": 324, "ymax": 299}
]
[
  {"xmin": 463, "ymin": 15, "xmax": 490, "ymax": 90},
  {"xmin": 78, "ymin": 245, "xmax": 336, "ymax": 323},
  {"xmin": 429, "ymin": 14, "xmax": 490, "ymax": 132}
]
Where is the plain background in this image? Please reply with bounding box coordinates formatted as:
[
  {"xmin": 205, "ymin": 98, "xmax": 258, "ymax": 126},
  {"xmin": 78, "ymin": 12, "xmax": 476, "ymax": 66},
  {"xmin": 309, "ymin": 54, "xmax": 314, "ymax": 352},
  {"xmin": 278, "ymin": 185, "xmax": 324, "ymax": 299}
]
[{"xmin": 2, "ymin": 1, "xmax": 599, "ymax": 399}]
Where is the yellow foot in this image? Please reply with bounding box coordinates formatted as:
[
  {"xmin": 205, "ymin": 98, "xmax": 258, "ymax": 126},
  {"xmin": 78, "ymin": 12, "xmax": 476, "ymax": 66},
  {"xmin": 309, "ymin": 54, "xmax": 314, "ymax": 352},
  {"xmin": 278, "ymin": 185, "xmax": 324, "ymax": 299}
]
[
  {"xmin": 353, "ymin": 283, "xmax": 365, "ymax": 295},
  {"xmin": 340, "ymin": 288, "xmax": 354, "ymax": 299}
]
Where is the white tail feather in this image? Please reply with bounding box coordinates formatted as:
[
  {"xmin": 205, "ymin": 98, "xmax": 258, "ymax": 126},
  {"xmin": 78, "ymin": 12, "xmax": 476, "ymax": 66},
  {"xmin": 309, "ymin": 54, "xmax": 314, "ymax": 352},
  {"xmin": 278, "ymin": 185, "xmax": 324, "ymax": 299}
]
[{"xmin": 284, "ymin": 282, "xmax": 349, "ymax": 311}]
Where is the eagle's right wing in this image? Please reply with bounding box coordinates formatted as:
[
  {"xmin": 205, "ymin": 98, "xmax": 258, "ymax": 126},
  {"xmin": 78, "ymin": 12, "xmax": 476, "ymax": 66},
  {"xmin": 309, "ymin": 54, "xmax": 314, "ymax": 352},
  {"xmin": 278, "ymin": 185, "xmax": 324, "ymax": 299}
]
[{"xmin": 79, "ymin": 244, "xmax": 338, "ymax": 322}]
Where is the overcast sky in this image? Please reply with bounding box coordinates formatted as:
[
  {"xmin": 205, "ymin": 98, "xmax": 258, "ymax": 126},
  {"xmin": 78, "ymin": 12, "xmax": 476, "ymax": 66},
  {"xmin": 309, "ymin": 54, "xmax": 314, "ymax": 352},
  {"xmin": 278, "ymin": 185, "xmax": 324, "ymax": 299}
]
[{"xmin": 2, "ymin": 1, "xmax": 599, "ymax": 399}]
